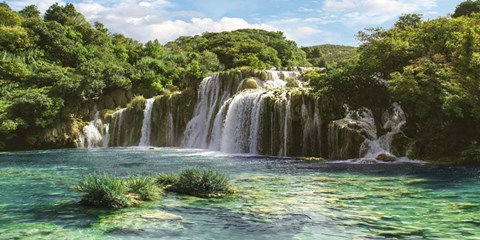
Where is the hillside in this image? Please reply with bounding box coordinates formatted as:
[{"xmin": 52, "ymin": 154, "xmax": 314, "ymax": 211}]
[{"xmin": 301, "ymin": 44, "xmax": 357, "ymax": 68}]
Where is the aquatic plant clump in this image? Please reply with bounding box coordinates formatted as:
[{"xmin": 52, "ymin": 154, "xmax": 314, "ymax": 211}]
[
  {"xmin": 126, "ymin": 176, "xmax": 162, "ymax": 201},
  {"xmin": 74, "ymin": 174, "xmax": 161, "ymax": 209},
  {"xmin": 156, "ymin": 168, "xmax": 234, "ymax": 198},
  {"xmin": 74, "ymin": 174, "xmax": 132, "ymax": 209}
]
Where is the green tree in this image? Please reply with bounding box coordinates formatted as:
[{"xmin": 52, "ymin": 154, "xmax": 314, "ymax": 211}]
[
  {"xmin": 19, "ymin": 5, "xmax": 41, "ymax": 19},
  {"xmin": 453, "ymin": 0, "xmax": 480, "ymax": 18}
]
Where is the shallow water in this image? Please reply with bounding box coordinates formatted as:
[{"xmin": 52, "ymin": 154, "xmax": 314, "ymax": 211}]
[{"xmin": 0, "ymin": 148, "xmax": 479, "ymax": 239}]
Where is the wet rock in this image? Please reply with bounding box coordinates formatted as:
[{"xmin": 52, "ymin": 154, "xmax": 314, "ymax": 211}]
[
  {"xmin": 328, "ymin": 119, "xmax": 368, "ymax": 160},
  {"xmin": 41, "ymin": 118, "xmax": 82, "ymax": 148},
  {"xmin": 241, "ymin": 77, "xmax": 259, "ymax": 90},
  {"xmin": 390, "ymin": 132, "xmax": 412, "ymax": 157},
  {"xmin": 376, "ymin": 153, "xmax": 396, "ymax": 162}
]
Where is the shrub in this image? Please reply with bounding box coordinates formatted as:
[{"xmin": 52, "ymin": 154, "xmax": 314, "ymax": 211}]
[
  {"xmin": 460, "ymin": 146, "xmax": 480, "ymax": 164},
  {"xmin": 74, "ymin": 174, "xmax": 132, "ymax": 209},
  {"xmin": 157, "ymin": 168, "xmax": 234, "ymax": 198},
  {"xmin": 126, "ymin": 95, "xmax": 146, "ymax": 111},
  {"xmin": 126, "ymin": 176, "xmax": 161, "ymax": 201}
]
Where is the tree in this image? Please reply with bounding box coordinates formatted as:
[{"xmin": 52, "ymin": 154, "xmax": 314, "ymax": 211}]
[
  {"xmin": 19, "ymin": 5, "xmax": 41, "ymax": 19},
  {"xmin": 453, "ymin": 0, "xmax": 480, "ymax": 18},
  {"xmin": 0, "ymin": 3, "xmax": 21, "ymax": 26},
  {"xmin": 394, "ymin": 14, "xmax": 423, "ymax": 30}
]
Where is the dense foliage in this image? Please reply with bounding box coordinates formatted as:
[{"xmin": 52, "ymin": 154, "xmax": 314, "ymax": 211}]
[
  {"xmin": 0, "ymin": 3, "xmax": 308, "ymax": 151},
  {"xmin": 166, "ymin": 29, "xmax": 310, "ymax": 69},
  {"xmin": 306, "ymin": 3, "xmax": 480, "ymax": 161},
  {"xmin": 157, "ymin": 168, "xmax": 234, "ymax": 198},
  {"xmin": 301, "ymin": 44, "xmax": 357, "ymax": 68}
]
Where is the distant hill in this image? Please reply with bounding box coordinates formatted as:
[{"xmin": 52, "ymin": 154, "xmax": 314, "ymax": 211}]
[{"xmin": 301, "ymin": 44, "xmax": 357, "ymax": 68}]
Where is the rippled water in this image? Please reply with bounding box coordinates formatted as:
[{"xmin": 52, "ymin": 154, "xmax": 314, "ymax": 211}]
[{"xmin": 0, "ymin": 148, "xmax": 479, "ymax": 239}]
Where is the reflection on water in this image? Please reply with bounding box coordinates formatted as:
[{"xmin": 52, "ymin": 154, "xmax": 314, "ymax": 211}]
[{"xmin": 0, "ymin": 148, "xmax": 479, "ymax": 239}]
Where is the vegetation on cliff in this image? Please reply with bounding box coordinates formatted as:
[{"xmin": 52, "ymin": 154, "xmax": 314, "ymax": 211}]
[
  {"xmin": 305, "ymin": 2, "xmax": 480, "ymax": 161},
  {"xmin": 2, "ymin": 1, "xmax": 480, "ymax": 163},
  {"xmin": 0, "ymin": 3, "xmax": 309, "ymax": 151},
  {"xmin": 301, "ymin": 44, "xmax": 357, "ymax": 68}
]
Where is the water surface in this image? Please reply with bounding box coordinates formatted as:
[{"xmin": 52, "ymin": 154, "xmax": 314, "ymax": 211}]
[{"xmin": 0, "ymin": 148, "xmax": 479, "ymax": 239}]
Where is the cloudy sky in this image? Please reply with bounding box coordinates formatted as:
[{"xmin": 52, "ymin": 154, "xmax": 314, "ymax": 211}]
[{"xmin": 7, "ymin": 0, "xmax": 464, "ymax": 46}]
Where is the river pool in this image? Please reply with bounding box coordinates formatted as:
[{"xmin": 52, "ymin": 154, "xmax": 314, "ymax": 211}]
[{"xmin": 0, "ymin": 148, "xmax": 479, "ymax": 239}]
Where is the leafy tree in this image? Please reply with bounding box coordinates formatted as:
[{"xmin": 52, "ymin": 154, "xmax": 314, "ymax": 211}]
[
  {"xmin": 0, "ymin": 4, "xmax": 21, "ymax": 26},
  {"xmin": 19, "ymin": 5, "xmax": 41, "ymax": 19},
  {"xmin": 453, "ymin": 0, "xmax": 480, "ymax": 18}
]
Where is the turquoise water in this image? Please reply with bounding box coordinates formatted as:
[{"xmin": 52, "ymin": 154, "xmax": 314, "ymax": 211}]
[{"xmin": 0, "ymin": 148, "xmax": 479, "ymax": 239}]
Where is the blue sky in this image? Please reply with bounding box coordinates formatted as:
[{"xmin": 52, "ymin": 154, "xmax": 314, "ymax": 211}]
[{"xmin": 7, "ymin": 0, "xmax": 465, "ymax": 46}]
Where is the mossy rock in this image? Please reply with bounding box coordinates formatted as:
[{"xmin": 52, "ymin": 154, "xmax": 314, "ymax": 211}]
[
  {"xmin": 98, "ymin": 95, "xmax": 116, "ymax": 110},
  {"xmin": 238, "ymin": 66, "xmax": 256, "ymax": 77},
  {"xmin": 111, "ymin": 89, "xmax": 130, "ymax": 107},
  {"xmin": 241, "ymin": 78, "xmax": 259, "ymax": 90},
  {"xmin": 256, "ymin": 70, "xmax": 269, "ymax": 81},
  {"xmin": 376, "ymin": 153, "xmax": 396, "ymax": 162},
  {"xmin": 127, "ymin": 96, "xmax": 146, "ymax": 112},
  {"xmin": 285, "ymin": 77, "xmax": 299, "ymax": 88}
]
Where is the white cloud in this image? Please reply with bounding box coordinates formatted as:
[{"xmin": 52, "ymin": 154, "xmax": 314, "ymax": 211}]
[
  {"xmin": 6, "ymin": 0, "xmax": 340, "ymax": 46},
  {"xmin": 323, "ymin": 0, "xmax": 356, "ymax": 10},
  {"xmin": 134, "ymin": 17, "xmax": 278, "ymax": 43},
  {"xmin": 8, "ymin": 0, "xmax": 66, "ymax": 13},
  {"xmin": 322, "ymin": 0, "xmax": 437, "ymax": 25}
]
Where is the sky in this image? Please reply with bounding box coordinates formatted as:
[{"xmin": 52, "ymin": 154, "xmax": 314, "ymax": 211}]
[{"xmin": 7, "ymin": 0, "xmax": 465, "ymax": 46}]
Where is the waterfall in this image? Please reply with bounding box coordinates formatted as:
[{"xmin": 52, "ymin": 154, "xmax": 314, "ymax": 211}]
[
  {"xmin": 78, "ymin": 111, "xmax": 106, "ymax": 148},
  {"xmin": 183, "ymin": 69, "xmax": 321, "ymax": 156},
  {"xmin": 76, "ymin": 68, "xmax": 326, "ymax": 158},
  {"xmin": 109, "ymin": 108, "xmax": 127, "ymax": 147},
  {"xmin": 328, "ymin": 104, "xmax": 407, "ymax": 160},
  {"xmin": 361, "ymin": 103, "xmax": 406, "ymax": 159},
  {"xmin": 139, "ymin": 98, "xmax": 155, "ymax": 146}
]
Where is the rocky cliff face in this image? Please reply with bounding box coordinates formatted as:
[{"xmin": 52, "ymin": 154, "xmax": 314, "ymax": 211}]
[
  {"xmin": 70, "ymin": 69, "xmax": 413, "ymax": 161},
  {"xmin": 41, "ymin": 118, "xmax": 83, "ymax": 149}
]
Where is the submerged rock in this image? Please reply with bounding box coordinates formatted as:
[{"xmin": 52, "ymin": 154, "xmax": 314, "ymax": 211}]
[{"xmin": 94, "ymin": 209, "xmax": 185, "ymax": 234}]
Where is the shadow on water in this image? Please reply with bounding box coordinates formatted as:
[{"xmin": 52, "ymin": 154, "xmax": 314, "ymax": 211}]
[{"xmin": 1, "ymin": 201, "xmax": 114, "ymax": 229}]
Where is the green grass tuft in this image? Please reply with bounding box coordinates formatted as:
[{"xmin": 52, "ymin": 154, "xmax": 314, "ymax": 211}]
[
  {"xmin": 126, "ymin": 176, "xmax": 161, "ymax": 201},
  {"xmin": 74, "ymin": 174, "xmax": 132, "ymax": 209},
  {"xmin": 156, "ymin": 168, "xmax": 234, "ymax": 198},
  {"xmin": 74, "ymin": 174, "xmax": 162, "ymax": 209}
]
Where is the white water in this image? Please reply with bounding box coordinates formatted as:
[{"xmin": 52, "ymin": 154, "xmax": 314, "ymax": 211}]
[
  {"xmin": 182, "ymin": 74, "xmax": 232, "ymax": 149},
  {"xmin": 361, "ymin": 103, "xmax": 406, "ymax": 159},
  {"xmin": 78, "ymin": 111, "xmax": 105, "ymax": 148},
  {"xmin": 181, "ymin": 69, "xmax": 322, "ymax": 156},
  {"xmin": 337, "ymin": 104, "xmax": 407, "ymax": 161},
  {"xmin": 139, "ymin": 98, "xmax": 155, "ymax": 146},
  {"xmin": 110, "ymin": 108, "xmax": 126, "ymax": 147}
]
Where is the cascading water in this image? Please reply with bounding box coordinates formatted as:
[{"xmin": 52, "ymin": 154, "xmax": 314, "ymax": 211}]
[
  {"xmin": 182, "ymin": 73, "xmax": 233, "ymax": 149},
  {"xmin": 139, "ymin": 98, "xmax": 155, "ymax": 146},
  {"xmin": 78, "ymin": 111, "xmax": 107, "ymax": 148},
  {"xmin": 77, "ymin": 68, "xmax": 410, "ymax": 161},
  {"xmin": 183, "ymin": 69, "xmax": 321, "ymax": 156},
  {"xmin": 109, "ymin": 108, "xmax": 127, "ymax": 147},
  {"xmin": 361, "ymin": 103, "xmax": 406, "ymax": 160},
  {"xmin": 328, "ymin": 104, "xmax": 407, "ymax": 161}
]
